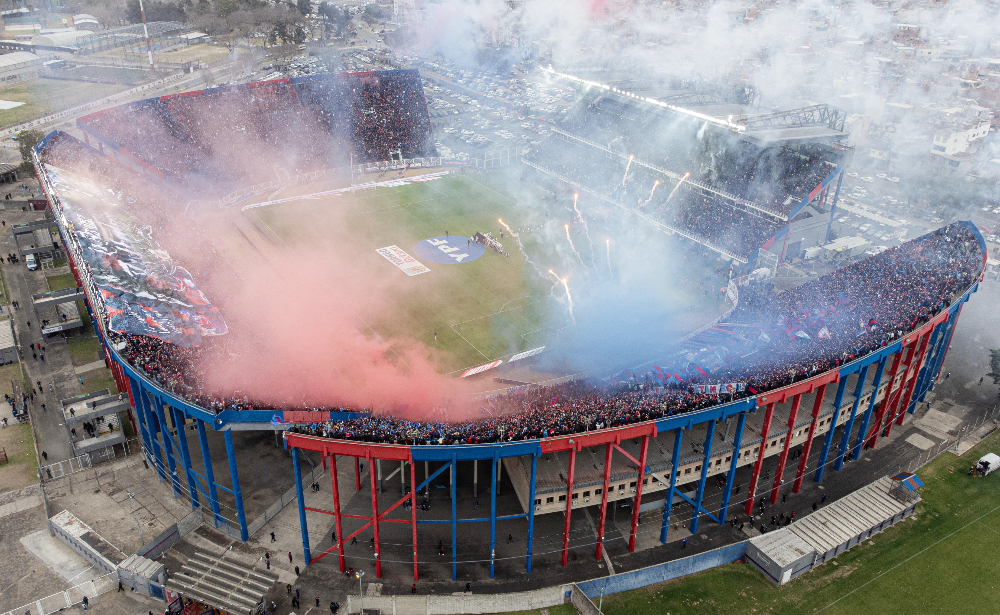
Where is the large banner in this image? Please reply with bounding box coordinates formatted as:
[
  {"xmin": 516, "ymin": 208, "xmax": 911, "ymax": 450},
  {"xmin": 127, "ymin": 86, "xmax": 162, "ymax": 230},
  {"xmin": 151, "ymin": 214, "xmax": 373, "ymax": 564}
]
[{"xmin": 43, "ymin": 164, "xmax": 227, "ymax": 347}]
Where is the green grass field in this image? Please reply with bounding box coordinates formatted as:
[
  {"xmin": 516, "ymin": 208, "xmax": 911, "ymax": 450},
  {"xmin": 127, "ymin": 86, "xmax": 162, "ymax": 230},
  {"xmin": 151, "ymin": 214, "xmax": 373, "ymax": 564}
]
[
  {"xmin": 0, "ymin": 80, "xmax": 129, "ymax": 128},
  {"xmin": 590, "ymin": 429, "xmax": 1000, "ymax": 615},
  {"xmin": 249, "ymin": 173, "xmax": 563, "ymax": 374}
]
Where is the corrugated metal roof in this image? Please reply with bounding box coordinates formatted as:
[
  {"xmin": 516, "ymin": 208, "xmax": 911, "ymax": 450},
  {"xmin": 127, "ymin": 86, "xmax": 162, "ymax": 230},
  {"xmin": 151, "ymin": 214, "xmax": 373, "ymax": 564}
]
[
  {"xmin": 749, "ymin": 528, "xmax": 815, "ymax": 567},
  {"xmin": 0, "ymin": 319, "xmax": 15, "ymax": 351},
  {"xmin": 0, "ymin": 51, "xmax": 40, "ymax": 68},
  {"xmin": 788, "ymin": 476, "xmax": 911, "ymax": 554}
]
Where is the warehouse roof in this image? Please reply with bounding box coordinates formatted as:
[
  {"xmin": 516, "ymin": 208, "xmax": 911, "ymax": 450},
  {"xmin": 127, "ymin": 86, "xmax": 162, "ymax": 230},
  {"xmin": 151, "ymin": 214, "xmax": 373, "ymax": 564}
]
[{"xmin": 0, "ymin": 51, "xmax": 41, "ymax": 68}]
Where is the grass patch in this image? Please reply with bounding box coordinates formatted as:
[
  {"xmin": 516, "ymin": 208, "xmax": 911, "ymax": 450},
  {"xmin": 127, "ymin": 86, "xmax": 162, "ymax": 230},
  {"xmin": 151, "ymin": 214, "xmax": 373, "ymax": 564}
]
[
  {"xmin": 157, "ymin": 43, "xmax": 233, "ymax": 64},
  {"xmin": 51, "ymin": 257, "xmax": 67, "ymax": 268},
  {"xmin": 0, "ymin": 80, "xmax": 129, "ymax": 128},
  {"xmin": 500, "ymin": 606, "xmax": 578, "ymax": 615},
  {"xmin": 250, "ymin": 174, "xmax": 554, "ymax": 373},
  {"xmin": 79, "ymin": 368, "xmax": 117, "ymax": 395},
  {"xmin": 66, "ymin": 335, "xmax": 101, "ymax": 366},
  {"xmin": 0, "ymin": 422, "xmax": 38, "ymax": 490},
  {"xmin": 45, "ymin": 273, "xmax": 76, "ymax": 291},
  {"xmin": 596, "ymin": 429, "xmax": 1000, "ymax": 615}
]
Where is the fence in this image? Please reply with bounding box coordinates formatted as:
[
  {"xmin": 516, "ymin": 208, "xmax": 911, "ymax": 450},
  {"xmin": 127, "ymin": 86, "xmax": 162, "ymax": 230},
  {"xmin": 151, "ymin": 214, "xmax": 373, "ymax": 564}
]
[
  {"xmin": 576, "ymin": 541, "xmax": 748, "ymax": 597},
  {"xmin": 0, "ymin": 71, "xmax": 187, "ymax": 140},
  {"xmin": 346, "ymin": 584, "xmax": 572, "ymax": 615},
  {"xmin": 137, "ymin": 508, "xmax": 204, "ymax": 559},
  {"xmin": 246, "ymin": 463, "xmax": 327, "ymax": 538},
  {"xmin": 39, "ymin": 453, "xmax": 91, "ymax": 480},
  {"xmin": 0, "ymin": 573, "xmax": 118, "ymax": 615}
]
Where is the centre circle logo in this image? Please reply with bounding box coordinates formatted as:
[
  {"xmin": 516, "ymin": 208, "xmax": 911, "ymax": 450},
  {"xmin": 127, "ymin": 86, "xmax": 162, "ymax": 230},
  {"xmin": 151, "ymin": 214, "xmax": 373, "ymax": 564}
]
[{"xmin": 413, "ymin": 236, "xmax": 485, "ymax": 265}]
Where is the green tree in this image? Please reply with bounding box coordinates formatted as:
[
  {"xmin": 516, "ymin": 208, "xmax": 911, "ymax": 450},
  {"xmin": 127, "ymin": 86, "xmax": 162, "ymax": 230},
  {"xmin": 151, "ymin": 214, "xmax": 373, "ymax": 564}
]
[
  {"xmin": 296, "ymin": 0, "xmax": 310, "ymax": 16},
  {"xmin": 361, "ymin": 3, "xmax": 380, "ymax": 23},
  {"xmin": 17, "ymin": 129, "xmax": 43, "ymax": 173}
]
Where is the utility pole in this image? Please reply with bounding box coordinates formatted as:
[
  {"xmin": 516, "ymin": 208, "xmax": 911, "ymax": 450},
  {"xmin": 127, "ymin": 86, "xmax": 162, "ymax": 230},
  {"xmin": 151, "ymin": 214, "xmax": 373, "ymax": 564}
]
[{"xmin": 138, "ymin": 0, "xmax": 155, "ymax": 70}]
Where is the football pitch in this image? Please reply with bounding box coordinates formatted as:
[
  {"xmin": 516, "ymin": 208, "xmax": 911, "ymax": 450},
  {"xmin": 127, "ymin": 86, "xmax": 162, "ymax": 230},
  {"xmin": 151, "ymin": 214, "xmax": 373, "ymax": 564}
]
[
  {"xmin": 589, "ymin": 429, "xmax": 1000, "ymax": 615},
  {"xmin": 245, "ymin": 172, "xmax": 562, "ymax": 376}
]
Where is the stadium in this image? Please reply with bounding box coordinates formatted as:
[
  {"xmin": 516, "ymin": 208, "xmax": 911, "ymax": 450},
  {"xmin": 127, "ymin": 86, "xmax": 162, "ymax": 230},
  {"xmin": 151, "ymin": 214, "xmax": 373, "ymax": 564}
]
[{"xmin": 31, "ymin": 68, "xmax": 985, "ymax": 586}]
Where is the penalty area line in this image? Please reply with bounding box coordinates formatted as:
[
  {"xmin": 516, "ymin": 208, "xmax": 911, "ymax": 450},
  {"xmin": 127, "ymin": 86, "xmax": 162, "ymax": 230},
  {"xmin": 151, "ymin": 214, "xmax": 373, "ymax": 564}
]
[{"xmin": 449, "ymin": 324, "xmax": 490, "ymax": 362}]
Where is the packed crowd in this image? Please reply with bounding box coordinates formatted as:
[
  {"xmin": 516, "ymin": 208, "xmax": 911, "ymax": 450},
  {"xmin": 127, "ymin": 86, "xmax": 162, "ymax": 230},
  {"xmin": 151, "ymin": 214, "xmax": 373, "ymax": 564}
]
[
  {"xmin": 79, "ymin": 70, "xmax": 434, "ymax": 188},
  {"xmin": 101, "ymin": 220, "xmax": 982, "ymax": 445}
]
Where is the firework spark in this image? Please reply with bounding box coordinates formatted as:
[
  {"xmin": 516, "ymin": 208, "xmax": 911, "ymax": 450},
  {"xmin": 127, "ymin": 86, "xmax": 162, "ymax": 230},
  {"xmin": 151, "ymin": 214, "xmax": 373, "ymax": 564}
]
[
  {"xmin": 665, "ymin": 172, "xmax": 691, "ymax": 203},
  {"xmin": 644, "ymin": 180, "xmax": 661, "ymax": 205},
  {"xmin": 621, "ymin": 154, "xmax": 635, "ymax": 186},
  {"xmin": 565, "ymin": 223, "xmax": 587, "ymax": 268},
  {"xmin": 549, "ymin": 270, "xmax": 575, "ymax": 324},
  {"xmin": 499, "ymin": 217, "xmax": 546, "ymax": 279}
]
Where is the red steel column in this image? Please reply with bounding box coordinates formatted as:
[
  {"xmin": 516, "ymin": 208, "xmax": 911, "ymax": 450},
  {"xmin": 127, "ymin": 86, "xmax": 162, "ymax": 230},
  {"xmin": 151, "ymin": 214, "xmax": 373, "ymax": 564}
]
[
  {"xmin": 410, "ymin": 460, "xmax": 418, "ymax": 581},
  {"xmin": 595, "ymin": 443, "xmax": 613, "ymax": 561},
  {"xmin": 561, "ymin": 448, "xmax": 577, "ymax": 567},
  {"xmin": 881, "ymin": 340, "xmax": 918, "ymax": 438},
  {"xmin": 628, "ymin": 436, "xmax": 650, "ymax": 553},
  {"xmin": 369, "ymin": 454, "xmax": 382, "ymax": 578},
  {"xmin": 330, "ymin": 454, "xmax": 346, "ymax": 572},
  {"xmin": 866, "ymin": 349, "xmax": 906, "ymax": 449},
  {"xmin": 770, "ymin": 394, "xmax": 801, "ymax": 505},
  {"xmin": 355, "ymin": 457, "xmax": 361, "ymax": 491},
  {"xmin": 793, "ymin": 385, "xmax": 826, "ymax": 493},
  {"xmin": 744, "ymin": 403, "xmax": 774, "ymax": 516},
  {"xmin": 895, "ymin": 331, "xmax": 933, "ymax": 428}
]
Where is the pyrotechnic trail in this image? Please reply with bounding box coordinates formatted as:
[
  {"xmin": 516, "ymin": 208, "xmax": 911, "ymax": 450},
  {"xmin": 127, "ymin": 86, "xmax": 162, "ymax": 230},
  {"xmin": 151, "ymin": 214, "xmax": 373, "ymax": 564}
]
[
  {"xmin": 550, "ymin": 269, "xmax": 576, "ymax": 324},
  {"xmin": 621, "ymin": 154, "xmax": 635, "ymax": 188},
  {"xmin": 644, "ymin": 180, "xmax": 661, "ymax": 205},
  {"xmin": 572, "ymin": 193, "xmax": 596, "ymax": 264},
  {"xmin": 665, "ymin": 172, "xmax": 691, "ymax": 203},
  {"xmin": 606, "ymin": 239, "xmax": 612, "ymax": 275},
  {"xmin": 565, "ymin": 223, "xmax": 588, "ymax": 269},
  {"xmin": 499, "ymin": 217, "xmax": 546, "ymax": 280}
]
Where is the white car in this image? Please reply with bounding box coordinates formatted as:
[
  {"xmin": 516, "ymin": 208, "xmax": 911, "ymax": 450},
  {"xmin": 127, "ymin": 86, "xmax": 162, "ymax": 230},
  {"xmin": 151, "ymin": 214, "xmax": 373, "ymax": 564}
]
[
  {"xmin": 847, "ymin": 172, "xmax": 860, "ymax": 178},
  {"xmin": 876, "ymin": 173, "xmax": 887, "ymax": 179},
  {"xmin": 861, "ymin": 176, "xmax": 874, "ymax": 183},
  {"xmin": 25, "ymin": 253, "xmax": 37, "ymax": 271},
  {"xmin": 886, "ymin": 176, "xmax": 900, "ymax": 183}
]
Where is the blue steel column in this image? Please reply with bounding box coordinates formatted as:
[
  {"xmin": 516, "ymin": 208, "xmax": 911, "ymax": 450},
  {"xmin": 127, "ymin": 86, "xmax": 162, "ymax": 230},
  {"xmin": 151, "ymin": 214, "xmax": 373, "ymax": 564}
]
[
  {"xmin": 690, "ymin": 419, "xmax": 716, "ymax": 534},
  {"xmin": 129, "ymin": 377, "xmax": 153, "ymax": 463},
  {"xmin": 660, "ymin": 428, "xmax": 683, "ymax": 543},
  {"xmin": 196, "ymin": 418, "xmax": 222, "ymax": 527},
  {"xmin": 814, "ymin": 377, "xmax": 848, "ymax": 483},
  {"xmin": 489, "ymin": 453, "xmax": 497, "ymax": 578},
  {"xmin": 824, "ymin": 170, "xmax": 844, "ymax": 244},
  {"xmin": 152, "ymin": 395, "xmax": 183, "ymax": 499},
  {"xmin": 292, "ymin": 448, "xmax": 311, "ymax": 563},
  {"xmin": 170, "ymin": 406, "xmax": 200, "ymax": 511},
  {"xmin": 450, "ymin": 455, "xmax": 457, "ymax": 581},
  {"xmin": 526, "ymin": 453, "xmax": 537, "ymax": 573},
  {"xmin": 719, "ymin": 413, "xmax": 746, "ymax": 523},
  {"xmin": 138, "ymin": 387, "xmax": 167, "ymax": 481},
  {"xmin": 909, "ymin": 324, "xmax": 942, "ymax": 412},
  {"xmin": 852, "ymin": 356, "xmax": 887, "ymax": 461},
  {"xmin": 836, "ymin": 364, "xmax": 869, "ymax": 471},
  {"xmin": 224, "ymin": 430, "xmax": 249, "ymax": 541}
]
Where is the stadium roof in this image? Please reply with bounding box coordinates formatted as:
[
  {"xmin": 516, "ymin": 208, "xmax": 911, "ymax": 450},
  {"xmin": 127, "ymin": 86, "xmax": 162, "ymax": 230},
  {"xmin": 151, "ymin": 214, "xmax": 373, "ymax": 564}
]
[{"xmin": 0, "ymin": 51, "xmax": 41, "ymax": 69}]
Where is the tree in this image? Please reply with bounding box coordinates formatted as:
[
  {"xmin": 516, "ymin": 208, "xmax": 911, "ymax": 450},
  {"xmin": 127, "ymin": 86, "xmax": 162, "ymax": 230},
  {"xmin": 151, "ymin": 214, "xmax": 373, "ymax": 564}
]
[
  {"xmin": 125, "ymin": 0, "xmax": 186, "ymax": 24},
  {"xmin": 296, "ymin": 0, "xmax": 310, "ymax": 16},
  {"xmin": 17, "ymin": 129, "xmax": 43, "ymax": 176},
  {"xmin": 361, "ymin": 3, "xmax": 380, "ymax": 24}
]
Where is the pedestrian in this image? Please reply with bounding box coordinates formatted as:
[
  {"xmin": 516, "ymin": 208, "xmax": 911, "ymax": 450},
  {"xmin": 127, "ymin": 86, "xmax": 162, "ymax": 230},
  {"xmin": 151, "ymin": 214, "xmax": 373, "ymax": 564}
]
[
  {"xmin": 41, "ymin": 451, "xmax": 47, "ymax": 461},
  {"xmin": 507, "ymin": 533, "xmax": 513, "ymax": 544},
  {"xmin": 821, "ymin": 494, "xmax": 827, "ymax": 504},
  {"xmin": 315, "ymin": 597, "xmax": 320, "ymax": 608},
  {"xmin": 946, "ymin": 372, "xmax": 950, "ymax": 379},
  {"xmin": 118, "ymin": 581, "xmax": 124, "ymax": 592},
  {"xmin": 40, "ymin": 354, "xmax": 43, "ymax": 362},
  {"xmin": 41, "ymin": 404, "xmax": 45, "ymax": 412},
  {"xmin": 434, "ymin": 331, "xmax": 437, "ymax": 341},
  {"xmin": 287, "ymin": 584, "xmax": 292, "ymax": 595},
  {"xmin": 411, "ymin": 584, "xmax": 417, "ymax": 594},
  {"xmin": 474, "ymin": 500, "xmax": 479, "ymax": 509},
  {"xmin": 351, "ymin": 536, "xmax": 357, "ymax": 545},
  {"xmin": 812, "ymin": 502, "xmax": 818, "ymax": 512},
  {"xmin": 266, "ymin": 559, "xmax": 270, "ymax": 570},
  {"xmin": 288, "ymin": 551, "xmax": 292, "ymax": 564},
  {"xmin": 265, "ymin": 551, "xmax": 270, "ymax": 561},
  {"xmin": 782, "ymin": 493, "xmax": 787, "ymax": 503},
  {"xmin": 332, "ymin": 530, "xmax": 336, "ymax": 541},
  {"xmin": 291, "ymin": 598, "xmax": 298, "ymax": 609},
  {"xmin": 465, "ymin": 582, "xmax": 471, "ymax": 593},
  {"xmin": 295, "ymin": 565, "xmax": 300, "ymax": 576},
  {"xmin": 296, "ymin": 588, "xmax": 300, "ymax": 599},
  {"xmin": 270, "ymin": 531, "xmax": 276, "ymax": 542},
  {"xmin": 330, "ymin": 602, "xmax": 337, "ymax": 614},
  {"xmin": 682, "ymin": 538, "xmax": 687, "ymax": 548},
  {"xmin": 82, "ymin": 597, "xmax": 88, "ymax": 611}
]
